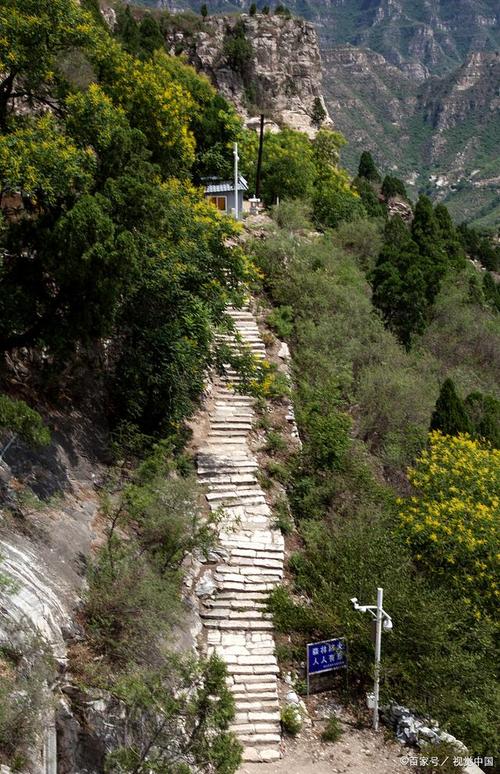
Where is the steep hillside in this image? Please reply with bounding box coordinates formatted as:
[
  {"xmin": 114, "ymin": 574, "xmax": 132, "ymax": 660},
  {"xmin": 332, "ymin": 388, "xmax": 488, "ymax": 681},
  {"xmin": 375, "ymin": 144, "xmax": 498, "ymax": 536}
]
[
  {"xmin": 156, "ymin": 0, "xmax": 500, "ymax": 74},
  {"xmin": 144, "ymin": 2, "xmax": 500, "ymax": 226},
  {"xmin": 161, "ymin": 12, "xmax": 330, "ymax": 133}
]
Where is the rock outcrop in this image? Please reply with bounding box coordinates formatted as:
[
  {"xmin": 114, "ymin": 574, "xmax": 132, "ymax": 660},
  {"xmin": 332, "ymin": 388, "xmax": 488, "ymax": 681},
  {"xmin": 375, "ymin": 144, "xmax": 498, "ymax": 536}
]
[{"xmin": 163, "ymin": 14, "xmax": 331, "ymax": 135}]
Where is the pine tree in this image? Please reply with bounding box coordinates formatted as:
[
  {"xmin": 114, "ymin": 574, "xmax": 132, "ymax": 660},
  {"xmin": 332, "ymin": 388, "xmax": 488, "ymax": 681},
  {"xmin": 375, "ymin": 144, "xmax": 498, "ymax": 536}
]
[
  {"xmin": 371, "ymin": 216, "xmax": 428, "ymax": 348},
  {"xmin": 381, "ymin": 174, "xmax": 406, "ymax": 199},
  {"xmin": 311, "ymin": 97, "xmax": 327, "ymax": 128},
  {"xmin": 434, "ymin": 203, "xmax": 465, "ymax": 271},
  {"xmin": 358, "ymin": 151, "xmax": 381, "ymax": 183},
  {"xmin": 411, "ymin": 195, "xmax": 447, "ymax": 304},
  {"xmin": 116, "ymin": 6, "xmax": 140, "ymax": 55},
  {"xmin": 465, "ymin": 392, "xmax": 500, "ymax": 448},
  {"xmin": 249, "ymin": 2, "xmax": 257, "ymax": 14},
  {"xmin": 483, "ymin": 272, "xmax": 500, "ymax": 312},
  {"xmin": 138, "ymin": 15, "xmax": 164, "ymax": 59},
  {"xmin": 200, "ymin": 3, "xmax": 208, "ymax": 19},
  {"xmin": 430, "ymin": 379, "xmax": 473, "ymax": 436}
]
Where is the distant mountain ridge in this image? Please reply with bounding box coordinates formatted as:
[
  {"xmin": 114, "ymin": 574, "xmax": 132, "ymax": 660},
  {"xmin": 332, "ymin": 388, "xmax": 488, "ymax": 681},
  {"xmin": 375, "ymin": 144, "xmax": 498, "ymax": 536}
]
[{"xmin": 134, "ymin": 0, "xmax": 500, "ymax": 226}]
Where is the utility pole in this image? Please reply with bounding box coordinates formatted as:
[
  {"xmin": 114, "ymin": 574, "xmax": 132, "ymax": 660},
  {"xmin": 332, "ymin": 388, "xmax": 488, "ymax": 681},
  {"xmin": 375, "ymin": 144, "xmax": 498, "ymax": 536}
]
[
  {"xmin": 255, "ymin": 113, "xmax": 264, "ymax": 200},
  {"xmin": 351, "ymin": 587, "xmax": 393, "ymax": 732},
  {"xmin": 373, "ymin": 587, "xmax": 383, "ymax": 731},
  {"xmin": 233, "ymin": 141, "xmax": 239, "ymax": 220}
]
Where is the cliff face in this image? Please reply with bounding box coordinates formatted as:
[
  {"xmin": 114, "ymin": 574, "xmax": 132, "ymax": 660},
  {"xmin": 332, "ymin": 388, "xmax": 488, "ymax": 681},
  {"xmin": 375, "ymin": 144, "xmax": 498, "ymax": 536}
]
[
  {"xmin": 163, "ymin": 14, "xmax": 330, "ymax": 134},
  {"xmin": 156, "ymin": 0, "xmax": 500, "ymax": 76}
]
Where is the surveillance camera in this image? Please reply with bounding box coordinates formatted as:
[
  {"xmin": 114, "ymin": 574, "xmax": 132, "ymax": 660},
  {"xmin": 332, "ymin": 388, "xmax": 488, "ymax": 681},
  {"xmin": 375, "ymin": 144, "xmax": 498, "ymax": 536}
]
[{"xmin": 383, "ymin": 617, "xmax": 393, "ymax": 632}]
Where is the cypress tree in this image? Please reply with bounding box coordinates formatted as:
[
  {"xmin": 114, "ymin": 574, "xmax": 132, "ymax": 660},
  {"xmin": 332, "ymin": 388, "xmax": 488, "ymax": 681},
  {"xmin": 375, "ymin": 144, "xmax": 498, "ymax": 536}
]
[
  {"xmin": 116, "ymin": 6, "xmax": 140, "ymax": 55},
  {"xmin": 371, "ymin": 216, "xmax": 428, "ymax": 348},
  {"xmin": 249, "ymin": 2, "xmax": 257, "ymax": 14},
  {"xmin": 381, "ymin": 174, "xmax": 407, "ymax": 199},
  {"xmin": 465, "ymin": 392, "xmax": 500, "ymax": 448},
  {"xmin": 139, "ymin": 15, "xmax": 164, "ymax": 59},
  {"xmin": 434, "ymin": 203, "xmax": 465, "ymax": 271},
  {"xmin": 411, "ymin": 195, "xmax": 447, "ymax": 304},
  {"xmin": 430, "ymin": 379, "xmax": 473, "ymax": 436},
  {"xmin": 311, "ymin": 97, "xmax": 327, "ymax": 128},
  {"xmin": 358, "ymin": 151, "xmax": 381, "ymax": 183}
]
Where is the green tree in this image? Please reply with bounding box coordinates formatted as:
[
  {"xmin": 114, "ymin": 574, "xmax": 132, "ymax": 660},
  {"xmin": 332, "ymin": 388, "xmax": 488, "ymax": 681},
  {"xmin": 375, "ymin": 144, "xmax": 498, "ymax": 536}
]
[
  {"xmin": 200, "ymin": 3, "xmax": 208, "ymax": 19},
  {"xmin": 352, "ymin": 177, "xmax": 386, "ymax": 219},
  {"xmin": 482, "ymin": 271, "xmax": 500, "ymax": 312},
  {"xmin": 430, "ymin": 378, "xmax": 473, "ymax": 436},
  {"xmin": 357, "ymin": 151, "xmax": 381, "ymax": 183},
  {"xmin": 311, "ymin": 96, "xmax": 327, "ymax": 128},
  {"xmin": 262, "ymin": 5, "xmax": 270, "ymax": 14},
  {"xmin": 381, "ymin": 174, "xmax": 407, "ymax": 199},
  {"xmin": 0, "ymin": 395, "xmax": 50, "ymax": 447},
  {"xmin": 371, "ymin": 217, "xmax": 428, "ymax": 348},
  {"xmin": 138, "ymin": 14, "xmax": 164, "ymax": 59},
  {"xmin": 115, "ymin": 5, "xmax": 140, "ymax": 56},
  {"xmin": 411, "ymin": 195, "xmax": 447, "ymax": 304},
  {"xmin": 104, "ymin": 656, "xmax": 242, "ymax": 773},
  {"xmin": 434, "ymin": 203, "xmax": 465, "ymax": 271},
  {"xmin": 249, "ymin": 2, "xmax": 257, "ymax": 14},
  {"xmin": 0, "ymin": 0, "xmax": 95, "ymax": 129},
  {"xmin": 465, "ymin": 392, "xmax": 500, "ymax": 448},
  {"xmin": 223, "ymin": 21, "xmax": 253, "ymax": 80}
]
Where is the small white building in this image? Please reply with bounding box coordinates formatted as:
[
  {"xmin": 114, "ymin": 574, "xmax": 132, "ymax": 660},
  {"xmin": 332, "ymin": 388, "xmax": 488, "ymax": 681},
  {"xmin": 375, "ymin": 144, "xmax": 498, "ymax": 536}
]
[{"xmin": 204, "ymin": 176, "xmax": 248, "ymax": 219}]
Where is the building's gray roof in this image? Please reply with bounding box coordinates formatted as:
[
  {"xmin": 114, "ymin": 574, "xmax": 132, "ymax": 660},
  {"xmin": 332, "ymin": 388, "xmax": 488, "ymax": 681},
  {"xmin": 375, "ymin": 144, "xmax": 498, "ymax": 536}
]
[{"xmin": 204, "ymin": 176, "xmax": 248, "ymax": 194}]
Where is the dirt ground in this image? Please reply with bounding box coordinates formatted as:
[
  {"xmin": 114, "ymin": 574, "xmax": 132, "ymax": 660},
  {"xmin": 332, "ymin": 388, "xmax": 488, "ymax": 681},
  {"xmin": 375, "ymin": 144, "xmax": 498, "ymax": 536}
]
[{"xmin": 240, "ymin": 695, "xmax": 406, "ymax": 774}]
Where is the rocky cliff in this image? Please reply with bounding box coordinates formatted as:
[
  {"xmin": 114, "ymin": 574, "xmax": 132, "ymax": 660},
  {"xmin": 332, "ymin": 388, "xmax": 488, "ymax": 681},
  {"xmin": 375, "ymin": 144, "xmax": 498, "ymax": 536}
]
[
  {"xmin": 162, "ymin": 13, "xmax": 331, "ymax": 134},
  {"xmin": 147, "ymin": 1, "xmax": 500, "ymax": 226}
]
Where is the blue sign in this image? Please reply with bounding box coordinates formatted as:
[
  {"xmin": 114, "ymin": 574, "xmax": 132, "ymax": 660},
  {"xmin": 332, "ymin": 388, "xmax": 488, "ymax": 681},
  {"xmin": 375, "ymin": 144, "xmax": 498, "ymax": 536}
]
[{"xmin": 307, "ymin": 638, "xmax": 347, "ymax": 675}]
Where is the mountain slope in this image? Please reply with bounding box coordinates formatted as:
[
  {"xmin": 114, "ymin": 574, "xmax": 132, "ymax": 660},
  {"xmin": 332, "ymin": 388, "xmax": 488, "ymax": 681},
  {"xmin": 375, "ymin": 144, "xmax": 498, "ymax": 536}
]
[{"xmin": 136, "ymin": 1, "xmax": 500, "ymax": 225}]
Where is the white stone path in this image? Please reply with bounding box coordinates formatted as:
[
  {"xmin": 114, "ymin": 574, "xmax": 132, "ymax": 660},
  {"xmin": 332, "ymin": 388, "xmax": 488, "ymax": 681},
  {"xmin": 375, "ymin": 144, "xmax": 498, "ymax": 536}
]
[{"xmin": 196, "ymin": 306, "xmax": 284, "ymax": 763}]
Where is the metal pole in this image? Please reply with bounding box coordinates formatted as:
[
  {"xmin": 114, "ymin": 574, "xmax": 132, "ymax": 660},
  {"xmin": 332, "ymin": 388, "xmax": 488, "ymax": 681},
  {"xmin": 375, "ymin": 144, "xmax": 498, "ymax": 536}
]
[
  {"xmin": 233, "ymin": 142, "xmax": 239, "ymax": 220},
  {"xmin": 373, "ymin": 587, "xmax": 383, "ymax": 731},
  {"xmin": 255, "ymin": 113, "xmax": 264, "ymax": 199}
]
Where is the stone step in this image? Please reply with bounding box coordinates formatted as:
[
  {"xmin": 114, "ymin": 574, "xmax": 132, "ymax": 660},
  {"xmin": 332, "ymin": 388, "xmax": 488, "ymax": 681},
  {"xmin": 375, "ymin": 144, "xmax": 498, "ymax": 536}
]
[
  {"xmin": 203, "ymin": 619, "xmax": 275, "ymax": 630},
  {"xmin": 200, "ymin": 608, "xmax": 271, "ymax": 621},
  {"xmin": 205, "ymin": 598, "xmax": 267, "ymax": 610},
  {"xmin": 231, "ymin": 676, "xmax": 278, "ymax": 689},
  {"xmin": 232, "ymin": 692, "xmax": 278, "ymax": 703},
  {"xmin": 200, "ymin": 473, "xmax": 257, "ymax": 484},
  {"xmin": 230, "ymin": 722, "xmax": 280, "ymax": 735},
  {"xmin": 217, "ymin": 581, "xmax": 277, "ymax": 593},
  {"xmin": 242, "ymin": 747, "xmax": 281, "ymax": 763},
  {"xmin": 238, "ymin": 733, "xmax": 281, "ymax": 745}
]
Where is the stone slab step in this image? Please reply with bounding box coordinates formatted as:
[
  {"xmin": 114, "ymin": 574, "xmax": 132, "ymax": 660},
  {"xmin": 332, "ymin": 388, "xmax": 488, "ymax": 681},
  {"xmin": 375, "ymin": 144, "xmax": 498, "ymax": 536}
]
[
  {"xmin": 238, "ymin": 733, "xmax": 281, "ymax": 745},
  {"xmin": 203, "ymin": 619, "xmax": 275, "ymax": 630},
  {"xmin": 242, "ymin": 747, "xmax": 281, "ymax": 763},
  {"xmin": 232, "ymin": 693, "xmax": 278, "ymax": 704},
  {"xmin": 230, "ymin": 722, "xmax": 280, "ymax": 735}
]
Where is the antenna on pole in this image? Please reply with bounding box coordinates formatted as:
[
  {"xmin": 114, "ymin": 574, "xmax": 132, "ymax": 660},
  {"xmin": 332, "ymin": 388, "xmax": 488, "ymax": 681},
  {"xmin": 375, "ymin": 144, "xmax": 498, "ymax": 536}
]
[
  {"xmin": 255, "ymin": 113, "xmax": 264, "ymax": 200},
  {"xmin": 233, "ymin": 141, "xmax": 239, "ymax": 220}
]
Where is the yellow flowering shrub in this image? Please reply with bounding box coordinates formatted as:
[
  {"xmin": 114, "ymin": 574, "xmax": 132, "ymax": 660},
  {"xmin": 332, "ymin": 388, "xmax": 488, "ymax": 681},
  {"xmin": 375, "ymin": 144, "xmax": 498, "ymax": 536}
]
[{"xmin": 399, "ymin": 431, "xmax": 500, "ymax": 612}]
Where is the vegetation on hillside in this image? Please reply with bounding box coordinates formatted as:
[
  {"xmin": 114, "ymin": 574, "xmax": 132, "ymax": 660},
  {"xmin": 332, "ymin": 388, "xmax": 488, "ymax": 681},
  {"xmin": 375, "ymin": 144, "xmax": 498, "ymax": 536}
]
[
  {"xmin": 0, "ymin": 0, "xmax": 247, "ymax": 769},
  {"xmin": 250, "ymin": 190, "xmax": 499, "ymax": 754}
]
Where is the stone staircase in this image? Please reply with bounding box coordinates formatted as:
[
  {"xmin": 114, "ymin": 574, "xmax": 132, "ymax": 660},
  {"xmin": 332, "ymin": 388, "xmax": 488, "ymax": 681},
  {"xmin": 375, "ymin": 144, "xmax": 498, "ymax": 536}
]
[{"xmin": 196, "ymin": 306, "xmax": 284, "ymax": 763}]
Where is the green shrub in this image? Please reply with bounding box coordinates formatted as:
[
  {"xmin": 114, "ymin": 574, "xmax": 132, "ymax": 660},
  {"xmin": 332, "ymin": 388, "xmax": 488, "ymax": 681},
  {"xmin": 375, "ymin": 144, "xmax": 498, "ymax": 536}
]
[
  {"xmin": 267, "ymin": 305, "xmax": 294, "ymax": 338},
  {"xmin": 280, "ymin": 704, "xmax": 302, "ymax": 736},
  {"xmin": 415, "ymin": 741, "xmax": 465, "ymax": 773},
  {"xmin": 0, "ymin": 395, "xmax": 50, "ymax": 448},
  {"xmin": 265, "ymin": 429, "xmax": 288, "ymax": 455},
  {"xmin": 266, "ymin": 459, "xmax": 290, "ymax": 484},
  {"xmin": 321, "ymin": 715, "xmax": 342, "ymax": 743},
  {"xmin": 272, "ymin": 497, "xmax": 294, "ymax": 534},
  {"xmin": 271, "ymin": 199, "xmax": 313, "ymax": 232}
]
